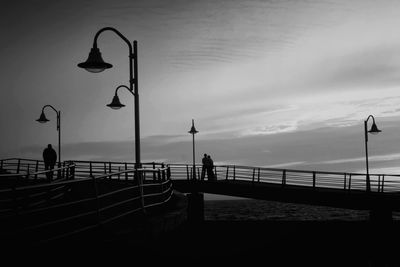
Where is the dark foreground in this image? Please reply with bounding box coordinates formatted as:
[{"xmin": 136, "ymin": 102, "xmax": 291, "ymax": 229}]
[
  {"xmin": 3, "ymin": 220, "xmax": 399, "ymax": 266},
  {"xmin": 154, "ymin": 220, "xmax": 399, "ymax": 267}
]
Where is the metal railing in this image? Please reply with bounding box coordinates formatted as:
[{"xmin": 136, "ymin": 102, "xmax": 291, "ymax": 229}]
[
  {"xmin": 168, "ymin": 163, "xmax": 400, "ymax": 193},
  {"xmin": 0, "ymin": 158, "xmax": 173, "ymax": 244},
  {"xmin": 0, "ymin": 158, "xmax": 75, "ymax": 182}
]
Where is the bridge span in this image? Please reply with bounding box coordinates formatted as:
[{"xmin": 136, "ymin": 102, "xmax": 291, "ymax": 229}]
[{"xmin": 166, "ymin": 163, "xmax": 400, "ymax": 222}]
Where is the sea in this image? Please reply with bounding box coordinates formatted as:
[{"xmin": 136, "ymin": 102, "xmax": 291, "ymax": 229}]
[{"xmin": 204, "ymin": 197, "xmax": 400, "ymax": 221}]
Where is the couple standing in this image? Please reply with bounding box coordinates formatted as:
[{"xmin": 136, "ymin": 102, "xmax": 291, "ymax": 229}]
[{"xmin": 201, "ymin": 154, "xmax": 215, "ymax": 181}]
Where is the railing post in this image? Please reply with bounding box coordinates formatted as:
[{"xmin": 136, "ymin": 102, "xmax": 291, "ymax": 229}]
[
  {"xmin": 90, "ymin": 162, "xmax": 93, "ymax": 177},
  {"xmin": 0, "ymin": 159, "xmax": 3, "ymax": 170},
  {"xmin": 252, "ymin": 168, "xmax": 255, "ymax": 183},
  {"xmin": 108, "ymin": 162, "xmax": 112, "ymax": 179},
  {"xmin": 153, "ymin": 162, "xmax": 156, "ymax": 181},
  {"xmin": 257, "ymin": 168, "xmax": 260, "ymax": 182},
  {"xmin": 312, "ymin": 172, "xmax": 316, "ymax": 189},
  {"xmin": 225, "ymin": 166, "xmax": 229, "ymax": 180},
  {"xmin": 381, "ymin": 175, "xmax": 385, "ymax": 193},
  {"xmin": 35, "ymin": 160, "xmax": 39, "ymax": 179},
  {"xmin": 214, "ymin": 166, "xmax": 217, "ymax": 180},
  {"xmin": 233, "ymin": 165, "xmax": 236, "ymax": 181},
  {"xmin": 17, "ymin": 159, "xmax": 21, "ymax": 174},
  {"xmin": 167, "ymin": 166, "xmax": 171, "ymax": 180},
  {"xmin": 282, "ymin": 170, "xmax": 286, "ymax": 186},
  {"xmin": 377, "ymin": 175, "xmax": 381, "ymax": 193},
  {"xmin": 118, "ymin": 167, "xmax": 121, "ymax": 180},
  {"xmin": 186, "ymin": 165, "xmax": 190, "ymax": 180},
  {"xmin": 160, "ymin": 172, "xmax": 164, "ymax": 194},
  {"xmin": 348, "ymin": 174, "xmax": 352, "ymax": 191},
  {"xmin": 125, "ymin": 163, "xmax": 128, "ymax": 180},
  {"xmin": 344, "ymin": 173, "xmax": 347, "ymax": 190},
  {"xmin": 162, "ymin": 163, "xmax": 165, "ymax": 181}
]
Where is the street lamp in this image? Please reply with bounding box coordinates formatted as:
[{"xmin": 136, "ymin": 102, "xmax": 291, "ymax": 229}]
[
  {"xmin": 106, "ymin": 85, "xmax": 132, "ymax": 109},
  {"xmin": 36, "ymin": 105, "xmax": 61, "ymax": 168},
  {"xmin": 78, "ymin": 27, "xmax": 141, "ymax": 168},
  {"xmin": 188, "ymin": 119, "xmax": 198, "ymax": 180},
  {"xmin": 364, "ymin": 115, "xmax": 381, "ymax": 192}
]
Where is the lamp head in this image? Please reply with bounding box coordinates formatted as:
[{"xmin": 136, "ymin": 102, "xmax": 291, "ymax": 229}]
[
  {"xmin": 77, "ymin": 47, "xmax": 113, "ymax": 73},
  {"xmin": 36, "ymin": 112, "xmax": 49, "ymax": 123},
  {"xmin": 107, "ymin": 94, "xmax": 125, "ymax": 110},
  {"xmin": 368, "ymin": 122, "xmax": 382, "ymax": 135},
  {"xmin": 188, "ymin": 120, "xmax": 198, "ymax": 134}
]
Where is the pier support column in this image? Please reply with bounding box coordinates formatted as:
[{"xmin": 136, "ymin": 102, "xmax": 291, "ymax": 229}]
[{"xmin": 187, "ymin": 192, "xmax": 204, "ymax": 224}]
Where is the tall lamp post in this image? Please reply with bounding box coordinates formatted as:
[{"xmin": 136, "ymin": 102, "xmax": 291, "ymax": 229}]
[
  {"xmin": 36, "ymin": 105, "xmax": 61, "ymax": 168},
  {"xmin": 78, "ymin": 27, "xmax": 141, "ymax": 168},
  {"xmin": 364, "ymin": 115, "xmax": 381, "ymax": 192},
  {"xmin": 188, "ymin": 119, "xmax": 198, "ymax": 180}
]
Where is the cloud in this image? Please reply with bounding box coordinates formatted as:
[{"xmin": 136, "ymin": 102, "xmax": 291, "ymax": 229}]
[
  {"xmin": 312, "ymin": 45, "xmax": 400, "ymax": 90},
  {"xmin": 12, "ymin": 117, "xmax": 400, "ymax": 176},
  {"xmin": 265, "ymin": 161, "xmax": 307, "ymax": 168}
]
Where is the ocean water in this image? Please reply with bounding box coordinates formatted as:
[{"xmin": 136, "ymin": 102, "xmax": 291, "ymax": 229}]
[{"xmin": 204, "ymin": 199, "xmax": 400, "ymax": 221}]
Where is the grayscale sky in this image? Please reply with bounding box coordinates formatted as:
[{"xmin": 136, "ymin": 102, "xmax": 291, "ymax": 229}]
[{"xmin": 1, "ymin": 0, "xmax": 400, "ymax": 174}]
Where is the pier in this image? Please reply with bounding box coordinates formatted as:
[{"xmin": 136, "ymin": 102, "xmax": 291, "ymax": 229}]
[{"xmin": 1, "ymin": 158, "xmax": 399, "ymax": 248}]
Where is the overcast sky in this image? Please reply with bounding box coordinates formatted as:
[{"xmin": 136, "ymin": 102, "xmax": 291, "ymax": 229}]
[{"xmin": 1, "ymin": 0, "xmax": 400, "ymax": 174}]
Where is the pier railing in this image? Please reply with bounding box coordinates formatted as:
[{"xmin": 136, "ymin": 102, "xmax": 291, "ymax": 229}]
[
  {"xmin": 0, "ymin": 158, "xmax": 172, "ymax": 244},
  {"xmin": 3, "ymin": 158, "xmax": 400, "ymax": 193},
  {"xmin": 0, "ymin": 158, "xmax": 75, "ymax": 182},
  {"xmin": 167, "ymin": 163, "xmax": 400, "ymax": 193}
]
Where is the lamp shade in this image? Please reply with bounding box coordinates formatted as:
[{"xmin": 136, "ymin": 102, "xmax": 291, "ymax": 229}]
[
  {"xmin": 368, "ymin": 122, "xmax": 382, "ymax": 135},
  {"xmin": 107, "ymin": 94, "xmax": 125, "ymax": 110},
  {"xmin": 36, "ymin": 112, "xmax": 49, "ymax": 123},
  {"xmin": 77, "ymin": 47, "xmax": 113, "ymax": 73}
]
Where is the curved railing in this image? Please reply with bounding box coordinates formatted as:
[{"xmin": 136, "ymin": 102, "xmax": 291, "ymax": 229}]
[
  {"xmin": 167, "ymin": 163, "xmax": 400, "ymax": 193},
  {"xmin": 0, "ymin": 158, "xmax": 173, "ymax": 244}
]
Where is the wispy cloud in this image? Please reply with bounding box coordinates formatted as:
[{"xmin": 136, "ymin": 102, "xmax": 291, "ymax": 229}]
[{"xmin": 317, "ymin": 153, "xmax": 400, "ymax": 165}]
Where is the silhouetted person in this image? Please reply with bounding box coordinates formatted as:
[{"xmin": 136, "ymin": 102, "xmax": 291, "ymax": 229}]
[
  {"xmin": 201, "ymin": 154, "xmax": 208, "ymax": 180},
  {"xmin": 207, "ymin": 155, "xmax": 215, "ymax": 181},
  {"xmin": 43, "ymin": 144, "xmax": 57, "ymax": 180}
]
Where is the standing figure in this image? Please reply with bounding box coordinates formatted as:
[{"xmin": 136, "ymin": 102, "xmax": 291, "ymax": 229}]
[
  {"xmin": 43, "ymin": 144, "xmax": 57, "ymax": 180},
  {"xmin": 201, "ymin": 154, "xmax": 208, "ymax": 180}
]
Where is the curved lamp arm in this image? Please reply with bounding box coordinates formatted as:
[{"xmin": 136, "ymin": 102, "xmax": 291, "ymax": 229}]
[
  {"xmin": 42, "ymin": 105, "xmax": 60, "ymax": 131},
  {"xmin": 115, "ymin": 85, "xmax": 134, "ymax": 96},
  {"xmin": 93, "ymin": 27, "xmax": 136, "ymax": 88},
  {"xmin": 365, "ymin": 114, "xmax": 376, "ymax": 124},
  {"xmin": 42, "ymin": 104, "xmax": 59, "ymax": 115},
  {"xmin": 93, "ymin": 27, "xmax": 132, "ymax": 54}
]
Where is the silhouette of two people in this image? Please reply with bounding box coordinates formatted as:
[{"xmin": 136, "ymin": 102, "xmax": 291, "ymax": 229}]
[
  {"xmin": 43, "ymin": 144, "xmax": 57, "ymax": 180},
  {"xmin": 201, "ymin": 153, "xmax": 215, "ymax": 181}
]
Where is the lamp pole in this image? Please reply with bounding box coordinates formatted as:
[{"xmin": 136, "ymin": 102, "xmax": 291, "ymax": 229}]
[
  {"xmin": 188, "ymin": 119, "xmax": 198, "ymax": 180},
  {"xmin": 36, "ymin": 105, "xmax": 61, "ymax": 168},
  {"xmin": 364, "ymin": 115, "xmax": 381, "ymax": 192},
  {"xmin": 78, "ymin": 27, "xmax": 141, "ymax": 168}
]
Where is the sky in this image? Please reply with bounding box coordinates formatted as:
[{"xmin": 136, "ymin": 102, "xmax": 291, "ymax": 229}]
[{"xmin": 1, "ymin": 0, "xmax": 400, "ymax": 175}]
